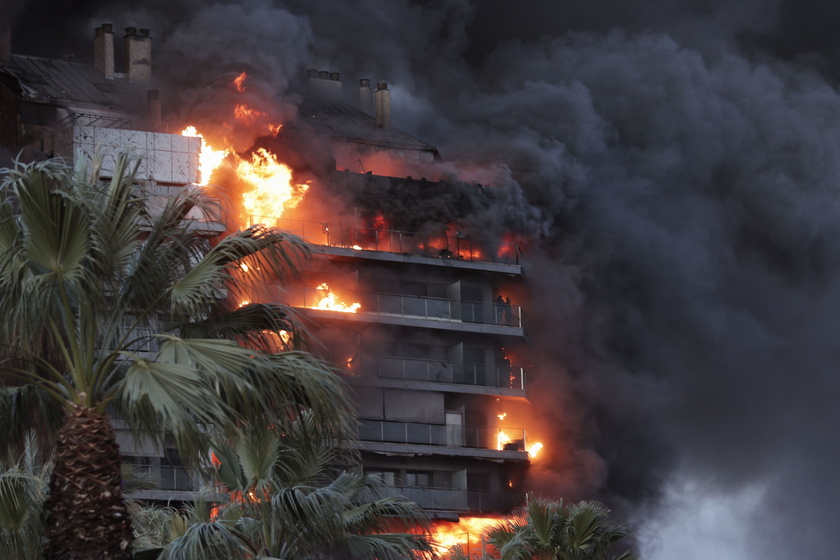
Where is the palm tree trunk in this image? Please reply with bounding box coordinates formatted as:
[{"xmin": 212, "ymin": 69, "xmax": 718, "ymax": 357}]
[{"xmin": 43, "ymin": 403, "xmax": 133, "ymax": 560}]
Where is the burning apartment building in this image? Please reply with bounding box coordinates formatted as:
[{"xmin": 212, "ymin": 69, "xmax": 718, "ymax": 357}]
[{"xmin": 0, "ymin": 21, "xmax": 540, "ymax": 531}]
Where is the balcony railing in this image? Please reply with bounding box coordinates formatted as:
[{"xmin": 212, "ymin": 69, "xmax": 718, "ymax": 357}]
[
  {"xmin": 248, "ymin": 217, "xmax": 521, "ymax": 265},
  {"xmin": 277, "ymin": 285, "xmax": 523, "ymax": 328},
  {"xmin": 358, "ymin": 419, "xmax": 528, "ymax": 451},
  {"xmin": 360, "ymin": 355, "xmax": 526, "ymax": 390},
  {"xmin": 376, "ymin": 485, "xmax": 521, "ymax": 513},
  {"xmin": 123, "ymin": 458, "xmax": 195, "ymax": 492}
]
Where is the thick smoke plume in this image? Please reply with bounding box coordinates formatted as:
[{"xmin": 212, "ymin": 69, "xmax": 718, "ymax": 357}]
[{"xmin": 11, "ymin": 1, "xmax": 840, "ymax": 558}]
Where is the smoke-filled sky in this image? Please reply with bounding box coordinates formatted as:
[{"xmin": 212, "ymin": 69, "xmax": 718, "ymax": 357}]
[{"xmin": 11, "ymin": 1, "xmax": 840, "ymax": 558}]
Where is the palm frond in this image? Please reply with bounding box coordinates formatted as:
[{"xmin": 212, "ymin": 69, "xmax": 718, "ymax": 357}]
[{"xmin": 158, "ymin": 520, "xmax": 254, "ymax": 560}]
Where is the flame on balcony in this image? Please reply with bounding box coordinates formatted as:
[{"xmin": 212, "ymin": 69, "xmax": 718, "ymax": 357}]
[
  {"xmin": 238, "ymin": 148, "xmax": 309, "ymax": 225},
  {"xmin": 314, "ymin": 283, "xmax": 361, "ymax": 313},
  {"xmin": 431, "ymin": 516, "xmax": 501, "ymax": 554}
]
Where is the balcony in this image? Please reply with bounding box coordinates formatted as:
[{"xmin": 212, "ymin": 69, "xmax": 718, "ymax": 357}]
[
  {"xmin": 249, "ymin": 217, "xmax": 522, "ymax": 265},
  {"xmin": 357, "ymin": 355, "xmax": 525, "ymax": 390},
  {"xmin": 276, "ymin": 284, "xmax": 523, "ymax": 329},
  {"xmin": 358, "ymin": 419, "xmax": 528, "ymax": 452},
  {"xmin": 378, "ymin": 486, "xmax": 521, "ymax": 513}
]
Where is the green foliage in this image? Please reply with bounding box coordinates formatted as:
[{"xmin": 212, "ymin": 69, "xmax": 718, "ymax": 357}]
[
  {"xmin": 0, "ymin": 432, "xmax": 50, "ymax": 560},
  {"xmin": 156, "ymin": 413, "xmax": 435, "ymax": 560},
  {"xmin": 0, "ymin": 152, "xmax": 355, "ymax": 557},
  {"xmin": 485, "ymin": 494, "xmax": 639, "ymax": 560},
  {"xmin": 0, "ymin": 151, "xmax": 353, "ymax": 468}
]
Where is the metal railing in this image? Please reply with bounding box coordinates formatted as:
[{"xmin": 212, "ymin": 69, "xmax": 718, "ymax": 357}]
[
  {"xmin": 57, "ymin": 112, "xmax": 167, "ymax": 132},
  {"xmin": 358, "ymin": 419, "xmax": 528, "ymax": 451},
  {"xmin": 123, "ymin": 457, "xmax": 195, "ymax": 492},
  {"xmin": 248, "ymin": 217, "xmax": 521, "ymax": 265},
  {"xmin": 277, "ymin": 284, "xmax": 523, "ymax": 328},
  {"xmin": 361, "ymin": 355, "xmax": 526, "ymax": 390},
  {"xmin": 373, "ymin": 485, "xmax": 520, "ymax": 513}
]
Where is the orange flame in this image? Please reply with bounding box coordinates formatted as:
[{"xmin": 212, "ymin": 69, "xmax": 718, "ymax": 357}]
[
  {"xmin": 431, "ymin": 516, "xmax": 501, "ymax": 552},
  {"xmin": 181, "ymin": 126, "xmax": 228, "ymax": 186},
  {"xmin": 234, "ymin": 103, "xmax": 268, "ymax": 125},
  {"xmin": 238, "ymin": 148, "xmax": 309, "ymax": 224},
  {"xmin": 314, "ymin": 283, "xmax": 361, "ymax": 313},
  {"xmin": 233, "ymin": 71, "xmax": 247, "ymax": 92},
  {"xmin": 528, "ymin": 442, "xmax": 544, "ymax": 459}
]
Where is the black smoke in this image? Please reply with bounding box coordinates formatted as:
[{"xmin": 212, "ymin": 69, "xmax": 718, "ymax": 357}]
[{"xmin": 11, "ymin": 1, "xmax": 840, "ymax": 558}]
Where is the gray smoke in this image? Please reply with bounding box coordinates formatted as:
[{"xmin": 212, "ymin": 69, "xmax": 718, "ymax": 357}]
[{"xmin": 11, "ymin": 1, "xmax": 840, "ymax": 558}]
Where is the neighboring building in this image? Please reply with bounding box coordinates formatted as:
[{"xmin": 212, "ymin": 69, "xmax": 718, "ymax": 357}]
[
  {"xmin": 0, "ymin": 23, "xmax": 220, "ymax": 501},
  {"xmin": 0, "ymin": 23, "xmax": 534, "ymax": 518}
]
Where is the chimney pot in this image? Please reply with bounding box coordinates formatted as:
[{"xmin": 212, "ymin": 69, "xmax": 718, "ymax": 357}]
[
  {"xmin": 139, "ymin": 28, "xmax": 150, "ymax": 37},
  {"xmin": 330, "ymin": 72, "xmax": 341, "ymax": 81},
  {"xmin": 307, "ymin": 68, "xmax": 318, "ymax": 78},
  {"xmin": 125, "ymin": 26, "xmax": 138, "ymax": 35},
  {"xmin": 318, "ymin": 70, "xmax": 330, "ymax": 79}
]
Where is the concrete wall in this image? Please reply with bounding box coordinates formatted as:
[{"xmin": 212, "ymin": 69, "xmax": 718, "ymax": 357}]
[{"xmin": 53, "ymin": 125, "xmax": 200, "ymax": 184}]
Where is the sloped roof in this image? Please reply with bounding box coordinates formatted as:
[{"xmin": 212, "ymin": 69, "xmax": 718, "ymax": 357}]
[
  {"xmin": 298, "ymin": 98, "xmax": 439, "ymax": 156},
  {"xmin": 0, "ymin": 54, "xmax": 137, "ymax": 111}
]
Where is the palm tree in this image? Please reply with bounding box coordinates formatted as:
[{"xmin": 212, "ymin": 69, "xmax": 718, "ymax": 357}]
[
  {"xmin": 485, "ymin": 493, "xmax": 639, "ymax": 560},
  {"xmin": 0, "ymin": 432, "xmax": 50, "ymax": 560},
  {"xmin": 0, "ymin": 153, "xmax": 353, "ymax": 559},
  {"xmin": 155, "ymin": 411, "xmax": 434, "ymax": 560}
]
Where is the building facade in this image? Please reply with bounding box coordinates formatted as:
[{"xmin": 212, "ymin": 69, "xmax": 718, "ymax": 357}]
[{"xmin": 0, "ymin": 23, "xmax": 534, "ymax": 519}]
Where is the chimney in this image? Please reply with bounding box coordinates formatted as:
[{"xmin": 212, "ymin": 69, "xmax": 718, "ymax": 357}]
[
  {"xmin": 327, "ymin": 72, "xmax": 342, "ymax": 100},
  {"xmin": 94, "ymin": 24, "xmax": 114, "ymax": 78},
  {"xmin": 124, "ymin": 27, "xmax": 152, "ymax": 81},
  {"xmin": 359, "ymin": 78, "xmax": 373, "ymax": 115},
  {"xmin": 147, "ymin": 89, "xmax": 161, "ymax": 126},
  {"xmin": 375, "ymin": 81, "xmax": 391, "ymax": 129},
  {"xmin": 307, "ymin": 69, "xmax": 342, "ymax": 101},
  {"xmin": 0, "ymin": 17, "xmax": 12, "ymax": 63}
]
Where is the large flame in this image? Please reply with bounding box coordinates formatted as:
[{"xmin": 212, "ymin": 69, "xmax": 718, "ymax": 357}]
[
  {"xmin": 313, "ymin": 283, "xmax": 361, "ymax": 313},
  {"xmin": 238, "ymin": 148, "xmax": 309, "ymax": 224},
  {"xmin": 432, "ymin": 516, "xmax": 501, "ymax": 553},
  {"xmin": 181, "ymin": 126, "xmax": 228, "ymax": 186}
]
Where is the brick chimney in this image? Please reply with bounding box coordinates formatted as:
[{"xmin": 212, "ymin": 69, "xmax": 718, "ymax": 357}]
[
  {"xmin": 375, "ymin": 81, "xmax": 391, "ymax": 129},
  {"xmin": 359, "ymin": 78, "xmax": 373, "ymax": 115},
  {"xmin": 124, "ymin": 27, "xmax": 151, "ymax": 81},
  {"xmin": 94, "ymin": 24, "xmax": 114, "ymax": 78}
]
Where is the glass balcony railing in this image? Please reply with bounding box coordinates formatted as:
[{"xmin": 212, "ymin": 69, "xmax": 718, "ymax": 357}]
[
  {"xmin": 277, "ymin": 284, "xmax": 523, "ymax": 328},
  {"xmin": 248, "ymin": 217, "xmax": 522, "ymax": 265},
  {"xmin": 358, "ymin": 419, "xmax": 528, "ymax": 451},
  {"xmin": 122, "ymin": 457, "xmax": 195, "ymax": 492},
  {"xmin": 357, "ymin": 356, "xmax": 526, "ymax": 390},
  {"xmin": 375, "ymin": 486, "xmax": 521, "ymax": 513}
]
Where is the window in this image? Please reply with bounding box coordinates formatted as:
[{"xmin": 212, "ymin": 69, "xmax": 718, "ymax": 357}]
[
  {"xmin": 366, "ymin": 469, "xmax": 398, "ymax": 486},
  {"xmin": 404, "ymin": 471, "xmax": 432, "ymax": 488}
]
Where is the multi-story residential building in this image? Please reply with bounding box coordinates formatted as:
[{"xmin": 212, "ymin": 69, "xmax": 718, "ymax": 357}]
[
  {"xmin": 0, "ymin": 22, "xmax": 534, "ymax": 519},
  {"xmin": 264, "ymin": 72, "xmax": 534, "ymax": 520}
]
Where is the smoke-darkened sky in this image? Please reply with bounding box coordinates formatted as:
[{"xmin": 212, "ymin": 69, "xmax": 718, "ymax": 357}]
[{"xmin": 10, "ymin": 1, "xmax": 840, "ymax": 559}]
